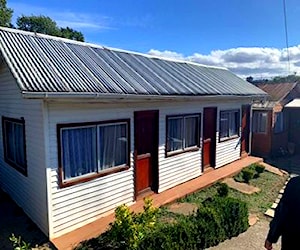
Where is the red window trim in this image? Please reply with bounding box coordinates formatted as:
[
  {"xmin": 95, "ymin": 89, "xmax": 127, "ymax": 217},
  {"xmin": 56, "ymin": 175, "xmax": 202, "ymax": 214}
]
[
  {"xmin": 57, "ymin": 118, "xmax": 130, "ymax": 188},
  {"xmin": 1, "ymin": 116, "xmax": 27, "ymax": 176}
]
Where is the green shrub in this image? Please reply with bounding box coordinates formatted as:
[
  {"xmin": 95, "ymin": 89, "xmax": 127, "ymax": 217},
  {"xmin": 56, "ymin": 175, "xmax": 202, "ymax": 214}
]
[
  {"xmin": 106, "ymin": 198, "xmax": 159, "ymax": 250},
  {"xmin": 234, "ymin": 163, "xmax": 265, "ymax": 183},
  {"xmin": 139, "ymin": 217, "xmax": 198, "ymax": 250},
  {"xmin": 253, "ymin": 163, "xmax": 265, "ymax": 174},
  {"xmin": 209, "ymin": 197, "xmax": 249, "ymax": 238},
  {"xmin": 195, "ymin": 206, "xmax": 226, "ymax": 249},
  {"xmin": 9, "ymin": 234, "xmax": 31, "ymax": 250},
  {"xmin": 216, "ymin": 183, "xmax": 229, "ymax": 197},
  {"xmin": 241, "ymin": 168, "xmax": 255, "ymax": 183}
]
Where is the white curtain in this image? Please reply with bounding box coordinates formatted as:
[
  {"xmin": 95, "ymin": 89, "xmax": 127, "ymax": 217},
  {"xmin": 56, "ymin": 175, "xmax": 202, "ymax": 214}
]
[
  {"xmin": 167, "ymin": 118, "xmax": 183, "ymax": 151},
  {"xmin": 62, "ymin": 126, "xmax": 97, "ymax": 179},
  {"xmin": 220, "ymin": 113, "xmax": 229, "ymax": 138},
  {"xmin": 98, "ymin": 123, "xmax": 127, "ymax": 170},
  {"xmin": 185, "ymin": 117, "xmax": 198, "ymax": 148}
]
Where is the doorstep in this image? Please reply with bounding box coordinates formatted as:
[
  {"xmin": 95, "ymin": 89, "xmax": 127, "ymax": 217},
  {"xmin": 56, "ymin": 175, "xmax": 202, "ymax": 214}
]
[{"xmin": 52, "ymin": 156, "xmax": 262, "ymax": 250}]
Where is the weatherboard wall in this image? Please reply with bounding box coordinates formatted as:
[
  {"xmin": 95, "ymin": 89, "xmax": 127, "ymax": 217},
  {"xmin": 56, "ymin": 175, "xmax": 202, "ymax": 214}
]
[
  {"xmin": 0, "ymin": 63, "xmax": 49, "ymax": 235},
  {"xmin": 47, "ymin": 100, "xmax": 247, "ymax": 237}
]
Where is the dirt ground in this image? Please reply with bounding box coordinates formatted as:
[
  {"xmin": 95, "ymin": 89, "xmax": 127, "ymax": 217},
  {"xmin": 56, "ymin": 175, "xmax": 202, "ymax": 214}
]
[{"xmin": 0, "ymin": 190, "xmax": 55, "ymax": 250}]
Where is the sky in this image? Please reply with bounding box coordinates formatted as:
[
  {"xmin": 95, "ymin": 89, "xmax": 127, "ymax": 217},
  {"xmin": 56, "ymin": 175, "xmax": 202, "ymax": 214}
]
[{"xmin": 7, "ymin": 0, "xmax": 300, "ymax": 79}]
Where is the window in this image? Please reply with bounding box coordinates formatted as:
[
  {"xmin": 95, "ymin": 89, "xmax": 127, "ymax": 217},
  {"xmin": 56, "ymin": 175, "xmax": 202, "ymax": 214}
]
[
  {"xmin": 274, "ymin": 112, "xmax": 284, "ymax": 133},
  {"xmin": 2, "ymin": 117, "xmax": 27, "ymax": 175},
  {"xmin": 253, "ymin": 111, "xmax": 268, "ymax": 133},
  {"xmin": 166, "ymin": 114, "xmax": 200, "ymax": 155},
  {"xmin": 219, "ymin": 110, "xmax": 240, "ymax": 141},
  {"xmin": 58, "ymin": 119, "xmax": 130, "ymax": 187}
]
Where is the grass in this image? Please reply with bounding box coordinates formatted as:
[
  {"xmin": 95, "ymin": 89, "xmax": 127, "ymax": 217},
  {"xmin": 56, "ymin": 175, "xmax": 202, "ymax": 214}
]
[{"xmin": 177, "ymin": 170, "xmax": 288, "ymax": 217}]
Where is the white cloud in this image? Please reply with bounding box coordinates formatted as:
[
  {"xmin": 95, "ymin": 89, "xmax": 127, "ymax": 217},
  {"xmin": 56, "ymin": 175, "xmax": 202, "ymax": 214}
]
[
  {"xmin": 9, "ymin": 2, "xmax": 112, "ymax": 31},
  {"xmin": 148, "ymin": 49, "xmax": 184, "ymax": 60},
  {"xmin": 148, "ymin": 46, "xmax": 300, "ymax": 79}
]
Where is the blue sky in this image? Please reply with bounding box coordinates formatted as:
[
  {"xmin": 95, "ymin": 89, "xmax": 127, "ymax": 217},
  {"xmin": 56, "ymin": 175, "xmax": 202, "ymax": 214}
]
[{"xmin": 7, "ymin": 0, "xmax": 300, "ymax": 79}]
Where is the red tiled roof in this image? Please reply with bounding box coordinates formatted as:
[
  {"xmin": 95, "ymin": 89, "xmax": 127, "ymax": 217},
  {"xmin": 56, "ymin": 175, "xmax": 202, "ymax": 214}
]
[{"xmin": 255, "ymin": 82, "xmax": 298, "ymax": 101}]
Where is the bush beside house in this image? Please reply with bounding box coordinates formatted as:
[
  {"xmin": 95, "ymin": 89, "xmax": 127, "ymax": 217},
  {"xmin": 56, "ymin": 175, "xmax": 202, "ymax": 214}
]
[{"xmin": 76, "ymin": 193, "xmax": 249, "ymax": 250}]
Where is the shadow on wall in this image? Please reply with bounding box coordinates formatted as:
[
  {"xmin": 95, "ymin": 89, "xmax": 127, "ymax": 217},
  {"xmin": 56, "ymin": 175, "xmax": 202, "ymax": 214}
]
[
  {"xmin": 0, "ymin": 190, "xmax": 56, "ymax": 250},
  {"xmin": 265, "ymin": 154, "xmax": 300, "ymax": 175}
]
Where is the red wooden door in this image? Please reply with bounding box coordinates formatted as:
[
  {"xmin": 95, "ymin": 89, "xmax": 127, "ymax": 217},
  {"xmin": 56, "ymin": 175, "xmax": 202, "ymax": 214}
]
[
  {"xmin": 134, "ymin": 111, "xmax": 158, "ymax": 196},
  {"xmin": 241, "ymin": 105, "xmax": 250, "ymax": 156},
  {"xmin": 203, "ymin": 107, "xmax": 217, "ymax": 170}
]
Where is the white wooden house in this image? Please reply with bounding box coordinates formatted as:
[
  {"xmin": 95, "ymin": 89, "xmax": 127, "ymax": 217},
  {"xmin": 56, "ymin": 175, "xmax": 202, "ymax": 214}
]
[{"xmin": 0, "ymin": 27, "xmax": 266, "ymax": 239}]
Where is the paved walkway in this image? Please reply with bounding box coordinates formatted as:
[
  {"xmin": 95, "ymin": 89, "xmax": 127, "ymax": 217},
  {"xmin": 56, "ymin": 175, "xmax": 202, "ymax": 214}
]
[{"xmin": 52, "ymin": 156, "xmax": 262, "ymax": 250}]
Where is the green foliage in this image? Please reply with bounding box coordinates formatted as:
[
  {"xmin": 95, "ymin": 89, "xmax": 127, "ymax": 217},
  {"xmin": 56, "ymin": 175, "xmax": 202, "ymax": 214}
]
[
  {"xmin": 253, "ymin": 163, "xmax": 265, "ymax": 174},
  {"xmin": 234, "ymin": 163, "xmax": 265, "ymax": 183},
  {"xmin": 216, "ymin": 182, "xmax": 229, "ymax": 197},
  {"xmin": 196, "ymin": 205, "xmax": 226, "ymax": 248},
  {"xmin": 17, "ymin": 15, "xmax": 60, "ymax": 36},
  {"xmin": 60, "ymin": 27, "xmax": 84, "ymax": 42},
  {"xmin": 241, "ymin": 168, "xmax": 255, "ymax": 183},
  {"xmin": 9, "ymin": 234, "xmax": 31, "ymax": 250},
  {"xmin": 16, "ymin": 15, "xmax": 85, "ymax": 41},
  {"xmin": 0, "ymin": 0, "xmax": 13, "ymax": 27},
  {"xmin": 107, "ymin": 198, "xmax": 159, "ymax": 249},
  {"xmin": 207, "ymin": 197, "xmax": 249, "ymax": 238},
  {"xmin": 139, "ymin": 216, "xmax": 198, "ymax": 250}
]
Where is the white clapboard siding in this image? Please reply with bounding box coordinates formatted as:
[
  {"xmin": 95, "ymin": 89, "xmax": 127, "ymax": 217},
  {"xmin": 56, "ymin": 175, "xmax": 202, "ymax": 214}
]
[
  {"xmin": 215, "ymin": 135, "xmax": 241, "ymax": 168},
  {"xmin": 157, "ymin": 106, "xmax": 202, "ymax": 193},
  {"xmin": 47, "ymin": 99, "xmax": 250, "ymax": 237},
  {"xmin": 47, "ymin": 103, "xmax": 135, "ymax": 237},
  {"xmin": 0, "ymin": 63, "xmax": 48, "ymax": 235},
  {"xmin": 215, "ymin": 104, "xmax": 243, "ymax": 168}
]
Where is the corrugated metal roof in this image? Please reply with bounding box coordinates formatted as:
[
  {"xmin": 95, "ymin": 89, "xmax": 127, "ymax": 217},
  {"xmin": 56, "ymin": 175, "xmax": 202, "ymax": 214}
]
[
  {"xmin": 0, "ymin": 27, "xmax": 266, "ymax": 97},
  {"xmin": 254, "ymin": 82, "xmax": 297, "ymax": 102}
]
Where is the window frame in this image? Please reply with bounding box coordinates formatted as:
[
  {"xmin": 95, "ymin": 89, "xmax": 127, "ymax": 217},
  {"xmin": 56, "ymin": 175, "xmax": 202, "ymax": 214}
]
[
  {"xmin": 2, "ymin": 116, "xmax": 27, "ymax": 176},
  {"xmin": 219, "ymin": 109, "xmax": 240, "ymax": 142},
  {"xmin": 57, "ymin": 119, "xmax": 130, "ymax": 188},
  {"xmin": 253, "ymin": 111, "xmax": 268, "ymax": 134},
  {"xmin": 165, "ymin": 113, "xmax": 201, "ymax": 157}
]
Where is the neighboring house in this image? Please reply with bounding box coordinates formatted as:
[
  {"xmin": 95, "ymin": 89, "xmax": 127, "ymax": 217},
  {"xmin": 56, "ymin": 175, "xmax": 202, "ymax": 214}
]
[
  {"xmin": 252, "ymin": 82, "xmax": 300, "ymax": 157},
  {"xmin": 0, "ymin": 27, "xmax": 266, "ymax": 239}
]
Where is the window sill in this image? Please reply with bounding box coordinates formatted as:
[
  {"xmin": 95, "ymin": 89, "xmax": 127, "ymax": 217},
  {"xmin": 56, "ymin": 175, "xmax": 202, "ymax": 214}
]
[
  {"xmin": 4, "ymin": 158, "xmax": 27, "ymax": 177},
  {"xmin": 59, "ymin": 165, "xmax": 130, "ymax": 188},
  {"xmin": 219, "ymin": 135, "xmax": 239, "ymax": 143},
  {"xmin": 166, "ymin": 147, "xmax": 200, "ymax": 158}
]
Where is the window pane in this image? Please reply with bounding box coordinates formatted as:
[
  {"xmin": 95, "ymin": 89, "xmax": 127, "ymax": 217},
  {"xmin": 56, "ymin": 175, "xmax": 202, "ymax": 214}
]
[
  {"xmin": 229, "ymin": 112, "xmax": 238, "ymax": 137},
  {"xmin": 167, "ymin": 117, "xmax": 183, "ymax": 152},
  {"xmin": 185, "ymin": 116, "xmax": 198, "ymax": 148},
  {"xmin": 220, "ymin": 113, "xmax": 229, "ymax": 139},
  {"xmin": 4, "ymin": 120, "xmax": 26, "ymax": 170},
  {"xmin": 62, "ymin": 127, "xmax": 97, "ymax": 180},
  {"xmin": 220, "ymin": 110, "xmax": 239, "ymax": 139},
  {"xmin": 98, "ymin": 123, "xmax": 128, "ymax": 170}
]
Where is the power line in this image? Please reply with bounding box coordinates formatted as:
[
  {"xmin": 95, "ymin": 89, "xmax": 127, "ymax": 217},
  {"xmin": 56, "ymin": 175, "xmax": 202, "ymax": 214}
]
[{"xmin": 283, "ymin": 0, "xmax": 290, "ymax": 75}]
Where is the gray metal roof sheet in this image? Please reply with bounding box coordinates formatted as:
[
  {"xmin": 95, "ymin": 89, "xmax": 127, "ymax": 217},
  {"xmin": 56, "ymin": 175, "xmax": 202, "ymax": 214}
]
[{"xmin": 0, "ymin": 27, "xmax": 266, "ymax": 97}]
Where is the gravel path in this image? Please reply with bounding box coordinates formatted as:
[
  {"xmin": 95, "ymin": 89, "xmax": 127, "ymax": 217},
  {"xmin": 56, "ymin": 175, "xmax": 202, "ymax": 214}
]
[{"xmin": 207, "ymin": 218, "xmax": 281, "ymax": 250}]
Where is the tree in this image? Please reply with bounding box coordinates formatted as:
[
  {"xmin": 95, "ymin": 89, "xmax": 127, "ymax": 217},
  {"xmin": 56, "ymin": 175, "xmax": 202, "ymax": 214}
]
[
  {"xmin": 60, "ymin": 27, "xmax": 84, "ymax": 42},
  {"xmin": 17, "ymin": 15, "xmax": 61, "ymax": 36},
  {"xmin": 0, "ymin": 0, "xmax": 13, "ymax": 27},
  {"xmin": 246, "ymin": 76, "xmax": 253, "ymax": 83},
  {"xmin": 16, "ymin": 15, "xmax": 85, "ymax": 41}
]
